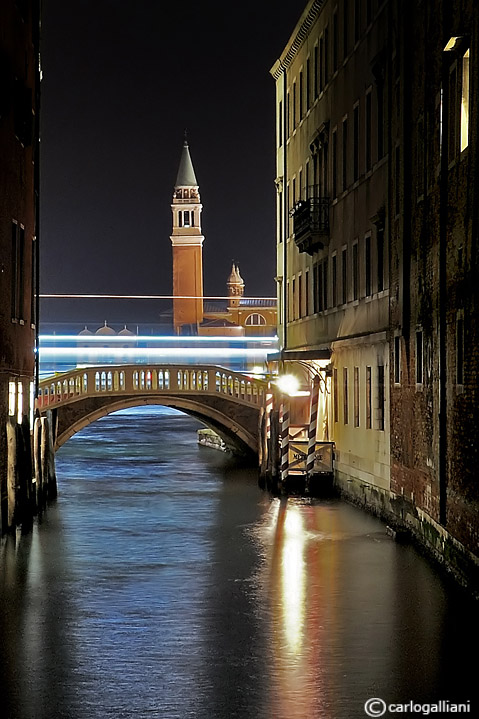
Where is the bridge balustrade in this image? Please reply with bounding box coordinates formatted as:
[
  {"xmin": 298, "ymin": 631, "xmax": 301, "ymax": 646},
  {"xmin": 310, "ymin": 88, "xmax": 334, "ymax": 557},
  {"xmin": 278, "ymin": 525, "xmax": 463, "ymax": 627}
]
[{"xmin": 36, "ymin": 366, "xmax": 265, "ymax": 410}]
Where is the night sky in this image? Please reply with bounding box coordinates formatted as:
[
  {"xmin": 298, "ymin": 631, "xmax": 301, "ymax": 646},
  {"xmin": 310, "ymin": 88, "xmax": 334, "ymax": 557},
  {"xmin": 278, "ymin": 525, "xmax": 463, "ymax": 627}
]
[{"xmin": 40, "ymin": 0, "xmax": 307, "ymax": 324}]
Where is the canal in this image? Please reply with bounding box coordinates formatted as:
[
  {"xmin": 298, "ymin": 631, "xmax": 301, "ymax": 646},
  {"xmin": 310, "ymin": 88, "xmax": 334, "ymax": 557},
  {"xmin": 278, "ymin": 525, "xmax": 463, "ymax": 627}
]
[{"xmin": 0, "ymin": 406, "xmax": 477, "ymax": 719}]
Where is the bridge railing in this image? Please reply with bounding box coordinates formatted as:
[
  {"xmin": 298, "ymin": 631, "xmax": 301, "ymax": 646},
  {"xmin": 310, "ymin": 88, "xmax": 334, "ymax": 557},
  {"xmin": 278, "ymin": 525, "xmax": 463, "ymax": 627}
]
[{"xmin": 36, "ymin": 365, "xmax": 267, "ymax": 410}]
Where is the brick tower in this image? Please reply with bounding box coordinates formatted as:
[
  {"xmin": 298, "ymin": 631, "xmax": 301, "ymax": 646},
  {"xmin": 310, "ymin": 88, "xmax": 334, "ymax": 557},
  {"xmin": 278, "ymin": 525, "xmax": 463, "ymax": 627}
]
[{"xmin": 170, "ymin": 138, "xmax": 204, "ymax": 334}]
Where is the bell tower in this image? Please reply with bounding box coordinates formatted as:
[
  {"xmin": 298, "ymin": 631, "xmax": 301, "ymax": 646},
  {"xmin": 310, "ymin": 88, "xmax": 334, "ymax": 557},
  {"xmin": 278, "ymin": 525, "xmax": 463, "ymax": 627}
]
[{"xmin": 170, "ymin": 138, "xmax": 204, "ymax": 334}]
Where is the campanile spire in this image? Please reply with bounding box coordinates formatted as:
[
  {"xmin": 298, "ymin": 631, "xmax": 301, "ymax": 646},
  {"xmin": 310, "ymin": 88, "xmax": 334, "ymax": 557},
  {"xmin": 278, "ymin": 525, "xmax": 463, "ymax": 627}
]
[{"xmin": 170, "ymin": 138, "xmax": 204, "ymax": 334}]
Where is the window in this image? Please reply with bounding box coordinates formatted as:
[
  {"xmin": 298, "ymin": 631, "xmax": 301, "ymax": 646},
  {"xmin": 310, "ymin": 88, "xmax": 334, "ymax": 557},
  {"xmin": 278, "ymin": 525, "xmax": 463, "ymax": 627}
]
[
  {"xmin": 394, "ymin": 335, "xmax": 401, "ymax": 384},
  {"xmin": 298, "ymin": 274, "xmax": 303, "ymax": 317},
  {"xmin": 9, "ymin": 380, "xmax": 16, "ymax": 416},
  {"xmin": 314, "ymin": 262, "xmax": 323, "ymax": 313},
  {"xmin": 343, "ymin": 0, "xmax": 349, "ymax": 58},
  {"xmin": 416, "ymin": 330, "xmax": 423, "ymax": 385},
  {"xmin": 324, "ymin": 26, "xmax": 329, "ymax": 84},
  {"xmin": 377, "ymin": 84, "xmax": 384, "ymax": 158},
  {"xmin": 377, "ymin": 365, "xmax": 385, "ymax": 430},
  {"xmin": 342, "ymin": 247, "xmax": 348, "ymax": 304},
  {"xmin": 305, "ymin": 269, "xmax": 310, "ymax": 316},
  {"xmin": 332, "ymin": 128, "xmax": 337, "ymax": 198},
  {"xmin": 306, "ymin": 58, "xmax": 311, "ymax": 110},
  {"xmin": 417, "ymin": 116, "xmax": 425, "ymax": 199},
  {"xmin": 448, "ymin": 65, "xmax": 457, "ymax": 163},
  {"xmin": 460, "ymin": 49, "xmax": 470, "ymax": 152},
  {"xmin": 278, "ymin": 101, "xmax": 283, "ymax": 146},
  {"xmin": 366, "ymin": 366, "xmax": 372, "ymax": 429},
  {"xmin": 395, "ymin": 145, "xmax": 400, "ymax": 215},
  {"xmin": 365, "ymin": 90, "xmax": 372, "ymax": 171},
  {"xmin": 314, "ymin": 45, "xmax": 319, "ymax": 98},
  {"xmin": 287, "ymin": 91, "xmax": 291, "ymax": 136},
  {"xmin": 354, "ymin": 367, "xmax": 359, "ymax": 427},
  {"xmin": 365, "ymin": 235, "xmax": 372, "ymax": 296},
  {"xmin": 17, "ymin": 382, "xmax": 23, "ymax": 424},
  {"xmin": 11, "ymin": 222, "xmax": 18, "ymax": 320},
  {"xmin": 377, "ymin": 225, "xmax": 384, "ymax": 292},
  {"xmin": 333, "ymin": 11, "xmax": 338, "ymax": 71},
  {"xmin": 183, "ymin": 210, "xmax": 190, "ymax": 227},
  {"xmin": 333, "ymin": 368, "xmax": 339, "ymax": 423},
  {"xmin": 319, "ymin": 37, "xmax": 324, "ymax": 93},
  {"xmin": 31, "ymin": 235, "xmax": 37, "ymax": 326},
  {"xmin": 245, "ymin": 313, "xmax": 266, "ymax": 326},
  {"xmin": 354, "ymin": 0, "xmax": 360, "ymax": 43},
  {"xmin": 343, "ymin": 368, "xmax": 349, "ymax": 424},
  {"xmin": 293, "ymin": 81, "xmax": 297, "ymax": 127},
  {"xmin": 456, "ymin": 314, "xmax": 464, "ymax": 385},
  {"xmin": 299, "ymin": 71, "xmax": 303, "ymax": 119},
  {"xmin": 323, "ymin": 257, "xmax": 328, "ymax": 309},
  {"xmin": 353, "ymin": 104, "xmax": 359, "ymax": 181},
  {"xmin": 342, "ymin": 117, "xmax": 348, "ymax": 191},
  {"xmin": 332, "ymin": 254, "xmax": 337, "ymax": 306},
  {"xmin": 352, "ymin": 242, "xmax": 359, "ymax": 300}
]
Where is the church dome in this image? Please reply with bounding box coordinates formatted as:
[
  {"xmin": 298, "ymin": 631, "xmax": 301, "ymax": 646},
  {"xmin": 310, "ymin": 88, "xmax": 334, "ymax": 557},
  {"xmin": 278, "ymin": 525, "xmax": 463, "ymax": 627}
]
[
  {"xmin": 118, "ymin": 325, "xmax": 135, "ymax": 336},
  {"xmin": 95, "ymin": 321, "xmax": 116, "ymax": 336},
  {"xmin": 227, "ymin": 262, "xmax": 244, "ymax": 287},
  {"xmin": 78, "ymin": 326, "xmax": 93, "ymax": 336}
]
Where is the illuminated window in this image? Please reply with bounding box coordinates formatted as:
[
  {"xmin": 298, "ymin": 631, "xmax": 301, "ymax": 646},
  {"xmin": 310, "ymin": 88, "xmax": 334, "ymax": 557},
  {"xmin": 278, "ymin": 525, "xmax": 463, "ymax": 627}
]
[
  {"xmin": 460, "ymin": 49, "xmax": 469, "ymax": 152},
  {"xmin": 17, "ymin": 381, "xmax": 23, "ymax": 424},
  {"xmin": 245, "ymin": 313, "xmax": 266, "ymax": 326},
  {"xmin": 30, "ymin": 381, "xmax": 34, "ymax": 427},
  {"xmin": 8, "ymin": 381, "xmax": 16, "ymax": 416}
]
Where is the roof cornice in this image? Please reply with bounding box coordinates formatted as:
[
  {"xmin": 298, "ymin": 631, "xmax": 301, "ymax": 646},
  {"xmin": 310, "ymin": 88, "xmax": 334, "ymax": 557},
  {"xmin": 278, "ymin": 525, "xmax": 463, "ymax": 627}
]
[{"xmin": 270, "ymin": 0, "xmax": 324, "ymax": 79}]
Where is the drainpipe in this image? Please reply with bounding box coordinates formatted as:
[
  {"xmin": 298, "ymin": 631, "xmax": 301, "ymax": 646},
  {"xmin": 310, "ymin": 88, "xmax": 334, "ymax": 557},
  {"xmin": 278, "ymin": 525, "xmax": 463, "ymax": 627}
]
[
  {"xmin": 438, "ymin": 35, "xmax": 449, "ymax": 526},
  {"xmin": 34, "ymin": 0, "xmax": 41, "ymax": 400},
  {"xmin": 282, "ymin": 67, "xmax": 288, "ymax": 357}
]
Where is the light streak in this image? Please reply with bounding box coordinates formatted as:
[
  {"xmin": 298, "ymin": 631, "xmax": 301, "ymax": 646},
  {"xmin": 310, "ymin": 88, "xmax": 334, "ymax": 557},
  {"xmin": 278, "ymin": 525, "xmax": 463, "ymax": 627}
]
[
  {"xmin": 39, "ymin": 334, "xmax": 278, "ymax": 343},
  {"xmin": 39, "ymin": 293, "xmax": 277, "ymax": 300},
  {"xmin": 38, "ymin": 347, "xmax": 271, "ymax": 359}
]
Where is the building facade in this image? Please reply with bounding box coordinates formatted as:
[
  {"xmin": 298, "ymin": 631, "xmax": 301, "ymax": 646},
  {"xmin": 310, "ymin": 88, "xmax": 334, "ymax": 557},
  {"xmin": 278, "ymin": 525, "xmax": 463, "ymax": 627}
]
[
  {"xmin": 0, "ymin": 0, "xmax": 40, "ymax": 532},
  {"xmin": 272, "ymin": 0, "xmax": 479, "ymax": 584}
]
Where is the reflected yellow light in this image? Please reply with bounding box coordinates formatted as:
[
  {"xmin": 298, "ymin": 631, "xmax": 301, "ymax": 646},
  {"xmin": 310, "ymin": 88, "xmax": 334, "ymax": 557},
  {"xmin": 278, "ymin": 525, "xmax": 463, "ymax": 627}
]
[{"xmin": 281, "ymin": 505, "xmax": 306, "ymax": 655}]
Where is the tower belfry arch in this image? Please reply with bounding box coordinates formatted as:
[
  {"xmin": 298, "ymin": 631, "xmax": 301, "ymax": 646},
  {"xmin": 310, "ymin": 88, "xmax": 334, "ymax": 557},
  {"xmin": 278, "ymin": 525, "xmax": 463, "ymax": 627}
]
[{"xmin": 170, "ymin": 138, "xmax": 204, "ymax": 334}]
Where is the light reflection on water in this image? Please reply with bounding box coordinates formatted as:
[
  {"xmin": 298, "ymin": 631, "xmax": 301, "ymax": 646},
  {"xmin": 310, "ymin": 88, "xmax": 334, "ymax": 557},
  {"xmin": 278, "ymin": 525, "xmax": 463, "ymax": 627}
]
[{"xmin": 0, "ymin": 406, "xmax": 477, "ymax": 719}]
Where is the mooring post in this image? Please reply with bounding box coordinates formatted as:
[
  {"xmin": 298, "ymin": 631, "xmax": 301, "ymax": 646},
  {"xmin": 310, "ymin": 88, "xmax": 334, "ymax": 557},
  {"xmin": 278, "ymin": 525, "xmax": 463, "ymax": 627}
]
[
  {"xmin": 306, "ymin": 376, "xmax": 320, "ymax": 492},
  {"xmin": 280, "ymin": 399, "xmax": 290, "ymax": 493}
]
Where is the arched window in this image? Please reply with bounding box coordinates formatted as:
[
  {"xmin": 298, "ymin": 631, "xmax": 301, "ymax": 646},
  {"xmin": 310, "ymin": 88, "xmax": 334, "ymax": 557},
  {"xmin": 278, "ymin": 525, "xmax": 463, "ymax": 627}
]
[{"xmin": 245, "ymin": 313, "xmax": 266, "ymax": 326}]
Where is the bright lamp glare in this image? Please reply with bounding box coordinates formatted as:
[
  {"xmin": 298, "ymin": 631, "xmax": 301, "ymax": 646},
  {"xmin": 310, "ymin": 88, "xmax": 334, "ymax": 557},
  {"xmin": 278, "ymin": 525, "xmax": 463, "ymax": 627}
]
[{"xmin": 276, "ymin": 374, "xmax": 300, "ymax": 395}]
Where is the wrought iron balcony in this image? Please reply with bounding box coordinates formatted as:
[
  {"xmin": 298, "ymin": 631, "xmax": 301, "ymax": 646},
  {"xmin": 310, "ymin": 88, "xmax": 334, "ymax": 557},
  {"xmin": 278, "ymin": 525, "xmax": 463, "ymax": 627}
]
[{"xmin": 291, "ymin": 197, "xmax": 330, "ymax": 255}]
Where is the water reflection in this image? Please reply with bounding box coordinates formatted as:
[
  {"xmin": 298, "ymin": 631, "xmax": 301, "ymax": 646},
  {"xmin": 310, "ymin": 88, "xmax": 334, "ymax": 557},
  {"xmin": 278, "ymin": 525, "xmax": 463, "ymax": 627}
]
[{"xmin": 0, "ymin": 407, "xmax": 477, "ymax": 719}]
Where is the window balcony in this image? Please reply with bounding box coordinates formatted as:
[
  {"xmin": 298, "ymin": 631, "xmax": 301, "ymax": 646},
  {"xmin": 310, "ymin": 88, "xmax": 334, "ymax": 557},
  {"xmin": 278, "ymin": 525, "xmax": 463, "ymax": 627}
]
[{"xmin": 291, "ymin": 197, "xmax": 330, "ymax": 255}]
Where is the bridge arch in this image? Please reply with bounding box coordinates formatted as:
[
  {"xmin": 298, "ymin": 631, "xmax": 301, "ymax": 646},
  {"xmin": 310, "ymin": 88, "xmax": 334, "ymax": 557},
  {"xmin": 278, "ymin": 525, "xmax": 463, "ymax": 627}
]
[
  {"xmin": 54, "ymin": 396, "xmax": 258, "ymax": 455},
  {"xmin": 38, "ymin": 365, "xmax": 266, "ymax": 458}
]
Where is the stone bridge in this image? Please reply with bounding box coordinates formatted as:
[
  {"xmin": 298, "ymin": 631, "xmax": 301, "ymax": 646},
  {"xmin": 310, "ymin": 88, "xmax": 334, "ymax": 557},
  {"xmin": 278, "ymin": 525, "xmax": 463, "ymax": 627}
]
[{"xmin": 36, "ymin": 365, "xmax": 268, "ymax": 455}]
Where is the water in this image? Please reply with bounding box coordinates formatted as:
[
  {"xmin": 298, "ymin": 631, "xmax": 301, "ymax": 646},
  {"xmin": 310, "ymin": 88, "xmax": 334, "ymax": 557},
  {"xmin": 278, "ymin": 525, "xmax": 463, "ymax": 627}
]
[{"xmin": 0, "ymin": 406, "xmax": 477, "ymax": 719}]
